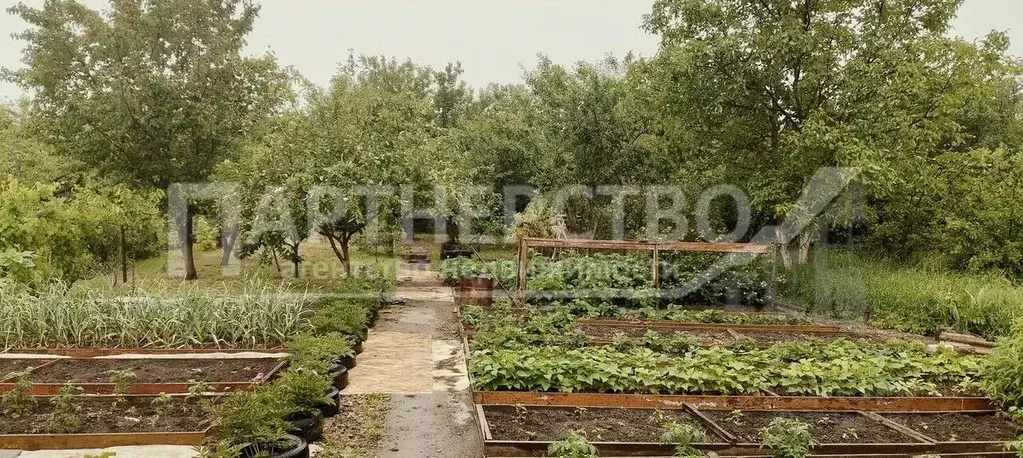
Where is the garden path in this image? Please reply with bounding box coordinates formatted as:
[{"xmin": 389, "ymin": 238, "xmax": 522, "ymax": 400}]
[{"xmin": 343, "ymin": 261, "xmax": 481, "ymax": 457}]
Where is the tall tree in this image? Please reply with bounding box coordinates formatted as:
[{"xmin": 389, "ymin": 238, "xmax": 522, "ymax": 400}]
[
  {"xmin": 5, "ymin": 0, "xmax": 288, "ymax": 279},
  {"xmin": 642, "ymin": 0, "xmax": 1021, "ymax": 253}
]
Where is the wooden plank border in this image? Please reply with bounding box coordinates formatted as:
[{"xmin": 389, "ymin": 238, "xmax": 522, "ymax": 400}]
[{"xmin": 473, "ymin": 391, "xmax": 996, "ymax": 412}]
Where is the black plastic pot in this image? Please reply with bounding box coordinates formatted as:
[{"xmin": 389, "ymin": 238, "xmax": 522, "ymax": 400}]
[
  {"xmin": 316, "ymin": 386, "xmax": 341, "ymax": 417},
  {"xmin": 354, "ymin": 341, "xmax": 364, "ymax": 355},
  {"xmin": 368, "ymin": 309, "xmax": 379, "ymax": 328},
  {"xmin": 338, "ymin": 354, "xmax": 356, "ymax": 369},
  {"xmin": 240, "ymin": 434, "xmax": 309, "ymax": 458},
  {"xmin": 328, "ymin": 364, "xmax": 349, "ymax": 390},
  {"xmin": 285, "ymin": 409, "xmax": 324, "ymax": 442}
]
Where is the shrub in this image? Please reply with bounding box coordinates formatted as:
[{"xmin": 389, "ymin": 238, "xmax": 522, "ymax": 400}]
[
  {"xmin": 285, "ymin": 332, "xmax": 354, "ymax": 367},
  {"xmin": 269, "ymin": 368, "xmax": 333, "ymax": 415},
  {"xmin": 1, "ymin": 371, "xmax": 35, "ymax": 419},
  {"xmin": 203, "ymin": 388, "xmax": 291, "ymax": 451},
  {"xmin": 981, "ymin": 321, "xmax": 1023, "ymax": 409}
]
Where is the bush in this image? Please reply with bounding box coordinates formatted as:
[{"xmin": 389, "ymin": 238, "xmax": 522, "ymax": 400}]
[{"xmin": 981, "ymin": 321, "xmax": 1023, "ymax": 409}]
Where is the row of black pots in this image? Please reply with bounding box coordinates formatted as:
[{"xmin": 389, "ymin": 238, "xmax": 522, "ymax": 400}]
[{"xmin": 241, "ymin": 434, "xmax": 309, "ymax": 458}]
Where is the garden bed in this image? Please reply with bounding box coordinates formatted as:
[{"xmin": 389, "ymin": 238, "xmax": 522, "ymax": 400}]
[
  {"xmin": 0, "ymin": 358, "xmax": 285, "ymax": 394},
  {"xmin": 0, "ymin": 359, "xmax": 52, "ymax": 377},
  {"xmin": 881, "ymin": 412, "xmax": 1018, "ymax": 443},
  {"xmin": 483, "ymin": 405, "xmax": 723, "ymax": 443},
  {"xmin": 706, "ymin": 410, "xmax": 920, "ymax": 444},
  {"xmin": 0, "ymin": 395, "xmax": 211, "ymax": 450}
]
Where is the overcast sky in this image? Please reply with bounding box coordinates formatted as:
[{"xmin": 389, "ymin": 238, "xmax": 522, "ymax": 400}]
[{"xmin": 0, "ymin": 0, "xmax": 1020, "ymax": 102}]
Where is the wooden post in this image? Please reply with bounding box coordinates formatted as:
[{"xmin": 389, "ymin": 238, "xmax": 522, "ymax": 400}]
[
  {"xmin": 652, "ymin": 247, "xmax": 660, "ymax": 290},
  {"xmin": 517, "ymin": 237, "xmax": 528, "ymax": 304}
]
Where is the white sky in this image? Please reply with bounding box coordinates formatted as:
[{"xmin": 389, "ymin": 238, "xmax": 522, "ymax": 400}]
[{"xmin": 0, "ymin": 0, "xmax": 1020, "ymax": 102}]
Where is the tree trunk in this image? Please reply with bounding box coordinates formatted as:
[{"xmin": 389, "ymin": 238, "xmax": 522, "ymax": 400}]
[
  {"xmin": 340, "ymin": 235, "xmax": 352, "ymax": 277},
  {"xmin": 182, "ymin": 208, "xmax": 198, "ymax": 280},
  {"xmin": 776, "ymin": 227, "xmax": 792, "ymax": 268},
  {"xmin": 270, "ymin": 248, "xmax": 282, "ymax": 275},
  {"xmin": 120, "ymin": 226, "xmax": 128, "ymax": 284},
  {"xmin": 292, "ymin": 243, "xmax": 301, "ymax": 278},
  {"xmin": 221, "ymin": 223, "xmax": 239, "ymax": 267},
  {"xmin": 797, "ymin": 225, "xmax": 816, "ymax": 265}
]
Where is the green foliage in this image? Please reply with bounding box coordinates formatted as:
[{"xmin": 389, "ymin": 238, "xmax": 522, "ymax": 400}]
[
  {"xmin": 759, "ymin": 418, "xmax": 816, "ymax": 458},
  {"xmin": 204, "ymin": 387, "xmax": 291, "ymax": 450},
  {"xmin": 661, "ymin": 421, "xmax": 709, "ymax": 457},
  {"xmin": 286, "ymin": 333, "xmax": 355, "ymax": 366},
  {"xmin": 309, "ymin": 297, "xmax": 371, "ymax": 339},
  {"xmin": 471, "ymin": 340, "xmax": 981, "ymax": 396},
  {"xmin": 0, "ymin": 181, "xmax": 163, "ymax": 286},
  {"xmin": 787, "ymin": 251, "xmax": 1023, "ymax": 339},
  {"xmin": 547, "ymin": 430, "xmax": 598, "ymax": 458},
  {"xmin": 150, "ymin": 393, "xmax": 174, "ymax": 426},
  {"xmin": 47, "ymin": 384, "xmax": 84, "ymax": 433},
  {"xmin": 0, "ymin": 286, "xmax": 310, "ymax": 348},
  {"xmin": 1, "ymin": 371, "xmax": 36, "ymax": 419},
  {"xmin": 981, "ymin": 322, "xmax": 1023, "ymax": 409},
  {"xmin": 270, "ymin": 368, "xmax": 334, "ymax": 415},
  {"xmin": 107, "ymin": 369, "xmax": 138, "ymax": 401}
]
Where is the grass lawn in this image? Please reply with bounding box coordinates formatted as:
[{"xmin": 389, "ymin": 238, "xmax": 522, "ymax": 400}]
[{"xmin": 72, "ymin": 238, "xmax": 400, "ymax": 298}]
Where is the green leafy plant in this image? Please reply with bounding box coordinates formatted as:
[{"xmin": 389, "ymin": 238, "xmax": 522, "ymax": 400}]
[
  {"xmin": 270, "ymin": 367, "xmax": 333, "ymax": 415},
  {"xmin": 286, "ymin": 332, "xmax": 354, "ymax": 367},
  {"xmin": 203, "ymin": 388, "xmax": 291, "ymax": 452},
  {"xmin": 982, "ymin": 321, "xmax": 1023, "ymax": 408},
  {"xmin": 1, "ymin": 371, "xmax": 36, "ymax": 419},
  {"xmin": 547, "ymin": 430, "xmax": 598, "ymax": 457},
  {"xmin": 47, "ymin": 383, "xmax": 84, "ymax": 433},
  {"xmin": 760, "ymin": 418, "xmax": 816, "ymax": 458},
  {"xmin": 107, "ymin": 369, "xmax": 137, "ymax": 404},
  {"xmin": 661, "ymin": 421, "xmax": 709, "ymax": 457},
  {"xmin": 150, "ymin": 393, "xmax": 174, "ymax": 426}
]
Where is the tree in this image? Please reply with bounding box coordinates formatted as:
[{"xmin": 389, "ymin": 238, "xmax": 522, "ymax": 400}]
[
  {"xmin": 5, "ymin": 0, "xmax": 288, "ymax": 279},
  {"xmin": 300, "ymin": 56, "xmax": 438, "ymax": 276},
  {"xmin": 641, "ymin": 0, "xmax": 1022, "ymax": 257}
]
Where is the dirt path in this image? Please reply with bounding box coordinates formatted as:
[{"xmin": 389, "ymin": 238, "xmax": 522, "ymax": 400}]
[{"xmin": 342, "ymin": 262, "xmax": 482, "ymax": 457}]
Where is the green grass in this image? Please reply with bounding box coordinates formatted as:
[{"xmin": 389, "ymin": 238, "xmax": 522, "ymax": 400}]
[
  {"xmin": 786, "ymin": 251, "xmax": 1023, "ymax": 340},
  {"xmin": 73, "ymin": 239, "xmax": 398, "ymax": 298}
]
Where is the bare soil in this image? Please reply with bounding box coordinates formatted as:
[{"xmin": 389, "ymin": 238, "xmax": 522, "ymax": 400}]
[
  {"xmin": 705, "ymin": 410, "xmax": 919, "ymax": 444},
  {"xmin": 0, "ymin": 359, "xmax": 52, "ymax": 379},
  {"xmin": 28, "ymin": 358, "xmax": 281, "ymax": 383},
  {"xmin": 0, "ymin": 396, "xmax": 212, "ymax": 434},
  {"xmin": 485, "ymin": 406, "xmax": 723, "ymax": 443},
  {"xmin": 578, "ymin": 324, "xmax": 733, "ymax": 344},
  {"xmin": 883, "ymin": 413, "xmax": 1019, "ymax": 442}
]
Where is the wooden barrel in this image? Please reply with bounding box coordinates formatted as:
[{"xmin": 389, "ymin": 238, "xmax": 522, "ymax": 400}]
[{"xmin": 459, "ymin": 275, "xmax": 494, "ymax": 307}]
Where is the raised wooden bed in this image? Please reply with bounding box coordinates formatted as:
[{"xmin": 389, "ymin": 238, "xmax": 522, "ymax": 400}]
[
  {"xmin": 0, "ymin": 358, "xmax": 286, "ymax": 395},
  {"xmin": 0, "ymin": 394, "xmax": 211, "ymax": 450},
  {"xmin": 475, "ymin": 403, "xmax": 1014, "ymax": 457},
  {"xmin": 473, "ymin": 391, "xmax": 995, "ymax": 412}
]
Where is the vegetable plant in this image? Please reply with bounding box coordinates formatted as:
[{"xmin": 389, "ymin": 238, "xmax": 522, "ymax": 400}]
[
  {"xmin": 1, "ymin": 371, "xmax": 36, "ymax": 419},
  {"xmin": 47, "ymin": 383, "xmax": 84, "ymax": 433},
  {"xmin": 547, "ymin": 430, "xmax": 598, "ymax": 457},
  {"xmin": 760, "ymin": 418, "xmax": 816, "ymax": 458},
  {"xmin": 661, "ymin": 421, "xmax": 709, "ymax": 457}
]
